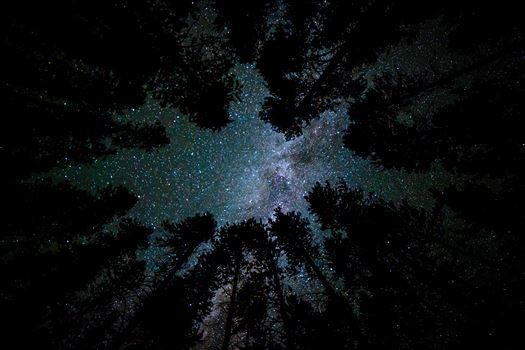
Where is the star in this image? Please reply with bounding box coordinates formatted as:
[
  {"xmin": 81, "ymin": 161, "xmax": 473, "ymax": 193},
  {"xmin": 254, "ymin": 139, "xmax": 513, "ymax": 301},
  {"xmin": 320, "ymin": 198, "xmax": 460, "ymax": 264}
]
[{"xmin": 48, "ymin": 64, "xmax": 450, "ymax": 233}]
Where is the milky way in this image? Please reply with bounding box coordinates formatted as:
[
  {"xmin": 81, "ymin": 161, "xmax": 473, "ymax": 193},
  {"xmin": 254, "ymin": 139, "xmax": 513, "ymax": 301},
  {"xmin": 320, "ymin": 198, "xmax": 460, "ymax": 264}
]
[{"xmin": 50, "ymin": 64, "xmax": 451, "ymax": 229}]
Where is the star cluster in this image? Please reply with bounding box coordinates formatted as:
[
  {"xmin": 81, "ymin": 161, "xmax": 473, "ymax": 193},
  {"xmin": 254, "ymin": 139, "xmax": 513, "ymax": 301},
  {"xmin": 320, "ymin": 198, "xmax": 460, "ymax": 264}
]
[{"xmin": 51, "ymin": 64, "xmax": 451, "ymax": 229}]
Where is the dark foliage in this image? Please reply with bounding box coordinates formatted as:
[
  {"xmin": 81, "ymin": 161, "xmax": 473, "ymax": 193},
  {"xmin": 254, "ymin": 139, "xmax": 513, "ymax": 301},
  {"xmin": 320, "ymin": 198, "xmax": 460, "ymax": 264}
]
[
  {"xmin": 213, "ymin": 0, "xmax": 276, "ymax": 63},
  {"xmin": 1, "ymin": 0, "xmax": 241, "ymax": 180},
  {"xmin": 2, "ymin": 1, "xmax": 525, "ymax": 349},
  {"xmin": 306, "ymin": 180, "xmax": 525, "ymax": 348}
]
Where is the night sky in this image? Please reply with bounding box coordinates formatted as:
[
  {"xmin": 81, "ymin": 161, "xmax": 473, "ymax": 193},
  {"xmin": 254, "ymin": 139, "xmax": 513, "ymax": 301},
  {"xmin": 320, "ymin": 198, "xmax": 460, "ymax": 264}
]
[
  {"xmin": 48, "ymin": 64, "xmax": 451, "ymax": 230},
  {"xmin": 6, "ymin": 1, "xmax": 524, "ymax": 348},
  {"xmin": 46, "ymin": 63, "xmax": 452, "ymax": 343}
]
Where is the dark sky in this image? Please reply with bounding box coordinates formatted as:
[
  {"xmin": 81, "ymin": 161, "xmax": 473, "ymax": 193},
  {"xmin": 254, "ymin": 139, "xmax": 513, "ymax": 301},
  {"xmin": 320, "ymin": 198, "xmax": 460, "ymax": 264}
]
[{"xmin": 48, "ymin": 64, "xmax": 451, "ymax": 232}]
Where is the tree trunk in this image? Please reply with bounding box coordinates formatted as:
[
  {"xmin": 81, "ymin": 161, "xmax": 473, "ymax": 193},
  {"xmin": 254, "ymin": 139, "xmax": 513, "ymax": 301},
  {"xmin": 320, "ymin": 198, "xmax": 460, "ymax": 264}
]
[
  {"xmin": 107, "ymin": 246, "xmax": 196, "ymax": 350},
  {"xmin": 296, "ymin": 1, "xmax": 390, "ymax": 115},
  {"xmin": 299, "ymin": 32, "xmax": 523, "ymax": 119},
  {"xmin": 302, "ymin": 251, "xmax": 339, "ymax": 301},
  {"xmin": 270, "ymin": 262, "xmax": 295, "ymax": 350},
  {"xmin": 222, "ymin": 255, "xmax": 241, "ymax": 350},
  {"xmin": 296, "ymin": 41, "xmax": 351, "ymax": 114},
  {"xmin": 302, "ymin": 248, "xmax": 367, "ymax": 346}
]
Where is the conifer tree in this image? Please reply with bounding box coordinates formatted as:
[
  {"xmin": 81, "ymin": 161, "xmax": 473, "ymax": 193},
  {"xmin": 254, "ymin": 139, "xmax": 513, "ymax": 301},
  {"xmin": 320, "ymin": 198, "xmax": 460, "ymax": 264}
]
[{"xmin": 108, "ymin": 213, "xmax": 217, "ymax": 350}]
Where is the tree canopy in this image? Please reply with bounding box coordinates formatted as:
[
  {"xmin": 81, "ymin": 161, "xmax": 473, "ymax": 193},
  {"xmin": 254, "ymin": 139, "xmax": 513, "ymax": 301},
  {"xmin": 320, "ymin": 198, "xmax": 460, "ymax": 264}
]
[{"xmin": 2, "ymin": 1, "xmax": 524, "ymax": 349}]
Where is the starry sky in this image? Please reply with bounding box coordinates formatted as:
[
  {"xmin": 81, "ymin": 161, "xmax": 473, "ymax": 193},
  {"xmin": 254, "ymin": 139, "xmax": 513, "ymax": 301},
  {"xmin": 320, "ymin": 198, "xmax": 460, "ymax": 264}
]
[
  {"xmin": 36, "ymin": 21, "xmax": 459, "ymax": 345},
  {"xmin": 49, "ymin": 63, "xmax": 452, "ymax": 230}
]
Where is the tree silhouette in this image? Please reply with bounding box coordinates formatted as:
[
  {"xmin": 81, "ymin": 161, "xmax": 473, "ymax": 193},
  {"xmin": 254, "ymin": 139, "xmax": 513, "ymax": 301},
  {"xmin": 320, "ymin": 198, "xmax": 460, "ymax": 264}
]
[
  {"xmin": 268, "ymin": 207, "xmax": 367, "ymax": 346},
  {"xmin": 51, "ymin": 218, "xmax": 153, "ymax": 349},
  {"xmin": 306, "ymin": 179, "xmax": 525, "ymax": 348},
  {"xmin": 2, "ymin": 0, "xmax": 243, "ymax": 180},
  {"xmin": 269, "ymin": 209, "xmax": 338, "ymax": 300},
  {"xmin": 108, "ymin": 213, "xmax": 217, "ymax": 350},
  {"xmin": 3, "ymin": 181, "xmax": 138, "ymax": 253},
  {"xmin": 212, "ymin": 219, "xmax": 262, "ymax": 350},
  {"xmin": 284, "ymin": 293, "xmax": 357, "ymax": 350},
  {"xmin": 344, "ymin": 68, "xmax": 525, "ymax": 173},
  {"xmin": 233, "ymin": 268, "xmax": 271, "ymax": 349},
  {"xmin": 252, "ymin": 1, "xmax": 525, "ymax": 141},
  {"xmin": 253, "ymin": 226, "xmax": 296, "ymax": 350},
  {"xmin": 214, "ymin": 0, "xmax": 276, "ymax": 63},
  {"xmin": 2, "ymin": 2, "xmax": 525, "ymax": 349},
  {"xmin": 255, "ymin": 0, "xmax": 450, "ymax": 137},
  {"xmin": 1, "ymin": 213, "xmax": 153, "ymax": 349}
]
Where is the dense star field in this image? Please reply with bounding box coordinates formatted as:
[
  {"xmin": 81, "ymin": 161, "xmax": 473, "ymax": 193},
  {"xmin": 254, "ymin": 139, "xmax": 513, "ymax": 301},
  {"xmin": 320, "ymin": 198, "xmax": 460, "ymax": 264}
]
[
  {"xmin": 2, "ymin": 1, "xmax": 525, "ymax": 350},
  {"xmin": 53, "ymin": 64, "xmax": 448, "ymax": 227}
]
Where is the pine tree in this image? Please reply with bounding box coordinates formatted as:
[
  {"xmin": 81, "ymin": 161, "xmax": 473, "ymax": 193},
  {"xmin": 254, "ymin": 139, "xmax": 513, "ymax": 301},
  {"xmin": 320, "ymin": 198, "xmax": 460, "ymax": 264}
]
[
  {"xmin": 307, "ymin": 179, "xmax": 525, "ymax": 348},
  {"xmin": 213, "ymin": 0, "xmax": 276, "ymax": 63},
  {"xmin": 1, "ymin": 199, "xmax": 153, "ymax": 348},
  {"xmin": 268, "ymin": 208, "xmax": 367, "ymax": 346},
  {"xmin": 1, "ymin": 0, "xmax": 242, "ymax": 179},
  {"xmin": 269, "ymin": 209, "xmax": 338, "ymax": 300},
  {"xmin": 344, "ymin": 68, "xmax": 525, "ymax": 173},
  {"xmin": 108, "ymin": 213, "xmax": 217, "ymax": 350},
  {"xmin": 213, "ymin": 219, "xmax": 259, "ymax": 350},
  {"xmin": 255, "ymin": 0, "xmax": 448, "ymax": 137}
]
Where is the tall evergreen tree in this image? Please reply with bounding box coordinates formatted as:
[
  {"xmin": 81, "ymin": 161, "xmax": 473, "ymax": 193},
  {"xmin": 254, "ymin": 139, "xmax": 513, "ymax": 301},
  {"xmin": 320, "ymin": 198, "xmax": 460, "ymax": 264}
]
[
  {"xmin": 1, "ymin": 0, "xmax": 241, "ymax": 180},
  {"xmin": 1, "ymin": 201, "xmax": 154, "ymax": 349},
  {"xmin": 107, "ymin": 213, "xmax": 217, "ymax": 350},
  {"xmin": 344, "ymin": 65, "xmax": 525, "ymax": 173},
  {"xmin": 268, "ymin": 208, "xmax": 366, "ymax": 347},
  {"xmin": 213, "ymin": 219, "xmax": 261, "ymax": 350},
  {"xmin": 213, "ymin": 0, "xmax": 276, "ymax": 63},
  {"xmin": 306, "ymin": 180, "xmax": 525, "ymax": 348},
  {"xmin": 269, "ymin": 209, "xmax": 338, "ymax": 301},
  {"xmin": 255, "ymin": 0, "xmax": 451, "ymax": 137}
]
